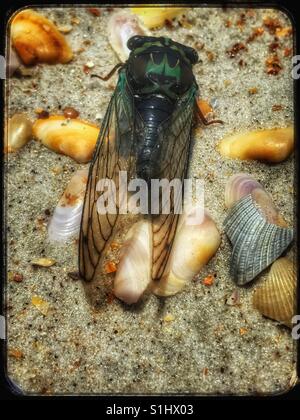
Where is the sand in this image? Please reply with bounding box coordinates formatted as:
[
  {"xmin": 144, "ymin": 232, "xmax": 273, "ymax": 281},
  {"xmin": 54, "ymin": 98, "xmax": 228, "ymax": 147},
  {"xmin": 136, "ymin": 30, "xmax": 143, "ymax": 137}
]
[{"xmin": 6, "ymin": 6, "xmax": 296, "ymax": 395}]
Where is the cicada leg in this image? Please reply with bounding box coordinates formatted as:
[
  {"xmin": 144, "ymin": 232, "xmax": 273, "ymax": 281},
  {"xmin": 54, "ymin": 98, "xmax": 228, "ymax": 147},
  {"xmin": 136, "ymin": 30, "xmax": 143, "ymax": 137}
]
[{"xmin": 91, "ymin": 63, "xmax": 124, "ymax": 81}]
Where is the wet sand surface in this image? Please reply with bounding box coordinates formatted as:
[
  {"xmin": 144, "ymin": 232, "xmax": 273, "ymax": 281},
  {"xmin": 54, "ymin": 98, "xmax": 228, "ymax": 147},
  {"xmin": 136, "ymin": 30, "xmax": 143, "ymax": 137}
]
[{"xmin": 6, "ymin": 7, "xmax": 296, "ymax": 395}]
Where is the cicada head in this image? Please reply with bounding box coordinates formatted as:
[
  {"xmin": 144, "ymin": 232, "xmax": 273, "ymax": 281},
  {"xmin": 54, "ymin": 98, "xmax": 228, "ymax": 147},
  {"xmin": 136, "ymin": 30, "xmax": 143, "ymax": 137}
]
[{"xmin": 126, "ymin": 36, "xmax": 199, "ymax": 99}]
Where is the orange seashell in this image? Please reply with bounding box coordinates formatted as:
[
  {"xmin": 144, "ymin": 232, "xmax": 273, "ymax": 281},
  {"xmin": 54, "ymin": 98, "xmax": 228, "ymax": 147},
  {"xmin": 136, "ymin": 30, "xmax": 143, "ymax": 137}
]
[
  {"xmin": 131, "ymin": 7, "xmax": 187, "ymax": 29},
  {"xmin": 197, "ymin": 99, "xmax": 213, "ymax": 118},
  {"xmin": 11, "ymin": 9, "xmax": 73, "ymax": 65},
  {"xmin": 33, "ymin": 116, "xmax": 100, "ymax": 163},
  {"xmin": 218, "ymin": 126, "xmax": 294, "ymax": 163}
]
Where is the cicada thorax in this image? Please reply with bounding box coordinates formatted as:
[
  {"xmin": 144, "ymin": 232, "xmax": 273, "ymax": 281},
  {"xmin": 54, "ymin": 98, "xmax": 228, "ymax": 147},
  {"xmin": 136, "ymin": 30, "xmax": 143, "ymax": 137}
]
[{"xmin": 126, "ymin": 40, "xmax": 197, "ymax": 185}]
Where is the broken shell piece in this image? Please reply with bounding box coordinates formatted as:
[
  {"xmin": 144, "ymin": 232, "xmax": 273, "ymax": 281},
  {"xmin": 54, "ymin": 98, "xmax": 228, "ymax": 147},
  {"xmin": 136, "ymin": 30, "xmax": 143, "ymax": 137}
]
[
  {"xmin": 108, "ymin": 10, "xmax": 149, "ymax": 62},
  {"xmin": 218, "ymin": 126, "xmax": 294, "ymax": 163},
  {"xmin": 31, "ymin": 295, "xmax": 50, "ymax": 315},
  {"xmin": 48, "ymin": 168, "xmax": 88, "ymax": 243},
  {"xmin": 224, "ymin": 174, "xmax": 293, "ymax": 286},
  {"xmin": 131, "ymin": 7, "xmax": 187, "ymax": 29},
  {"xmin": 11, "ymin": 9, "xmax": 73, "ymax": 65},
  {"xmin": 31, "ymin": 258, "xmax": 56, "ymax": 267},
  {"xmin": 6, "ymin": 113, "xmax": 32, "ymax": 153},
  {"xmin": 33, "ymin": 116, "xmax": 100, "ymax": 163},
  {"xmin": 114, "ymin": 220, "xmax": 152, "ymax": 305},
  {"xmin": 253, "ymin": 258, "xmax": 296, "ymax": 328},
  {"xmin": 152, "ymin": 209, "xmax": 221, "ymax": 297},
  {"xmin": 226, "ymin": 290, "xmax": 240, "ymax": 306}
]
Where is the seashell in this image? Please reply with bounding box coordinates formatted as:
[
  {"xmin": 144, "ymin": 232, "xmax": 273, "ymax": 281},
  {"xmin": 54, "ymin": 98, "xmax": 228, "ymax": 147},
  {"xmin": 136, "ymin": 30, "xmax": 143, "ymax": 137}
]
[
  {"xmin": 11, "ymin": 9, "xmax": 73, "ymax": 65},
  {"xmin": 114, "ymin": 220, "xmax": 152, "ymax": 305},
  {"xmin": 48, "ymin": 168, "xmax": 89, "ymax": 243},
  {"xmin": 152, "ymin": 208, "xmax": 221, "ymax": 297},
  {"xmin": 31, "ymin": 258, "xmax": 56, "ymax": 267},
  {"xmin": 108, "ymin": 10, "xmax": 149, "ymax": 62},
  {"xmin": 253, "ymin": 258, "xmax": 296, "ymax": 328},
  {"xmin": 226, "ymin": 290, "xmax": 240, "ymax": 306},
  {"xmin": 224, "ymin": 174, "xmax": 293, "ymax": 286},
  {"xmin": 33, "ymin": 116, "xmax": 100, "ymax": 163},
  {"xmin": 131, "ymin": 7, "xmax": 187, "ymax": 29},
  {"xmin": 6, "ymin": 113, "xmax": 33, "ymax": 153},
  {"xmin": 218, "ymin": 126, "xmax": 294, "ymax": 163},
  {"xmin": 31, "ymin": 295, "xmax": 50, "ymax": 315}
]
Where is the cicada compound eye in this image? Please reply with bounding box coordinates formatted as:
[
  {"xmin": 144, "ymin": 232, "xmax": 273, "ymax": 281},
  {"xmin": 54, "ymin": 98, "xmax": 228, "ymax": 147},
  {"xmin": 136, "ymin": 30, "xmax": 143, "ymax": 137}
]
[
  {"xmin": 184, "ymin": 46, "xmax": 199, "ymax": 65},
  {"xmin": 127, "ymin": 35, "xmax": 147, "ymax": 51}
]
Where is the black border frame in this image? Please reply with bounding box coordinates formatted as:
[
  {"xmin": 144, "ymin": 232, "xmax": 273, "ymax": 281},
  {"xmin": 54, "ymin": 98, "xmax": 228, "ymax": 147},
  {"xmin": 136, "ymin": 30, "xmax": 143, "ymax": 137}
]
[{"xmin": 0, "ymin": 0, "xmax": 299, "ymax": 403}]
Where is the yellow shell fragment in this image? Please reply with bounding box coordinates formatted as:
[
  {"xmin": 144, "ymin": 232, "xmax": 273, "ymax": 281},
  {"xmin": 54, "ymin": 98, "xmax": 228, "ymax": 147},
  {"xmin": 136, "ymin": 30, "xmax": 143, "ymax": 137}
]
[
  {"xmin": 33, "ymin": 116, "xmax": 100, "ymax": 163},
  {"xmin": 218, "ymin": 126, "xmax": 294, "ymax": 163},
  {"xmin": 11, "ymin": 9, "xmax": 73, "ymax": 65},
  {"xmin": 31, "ymin": 258, "xmax": 56, "ymax": 267},
  {"xmin": 131, "ymin": 7, "xmax": 187, "ymax": 29},
  {"xmin": 31, "ymin": 295, "xmax": 50, "ymax": 316},
  {"xmin": 6, "ymin": 113, "xmax": 32, "ymax": 153},
  {"xmin": 253, "ymin": 258, "xmax": 296, "ymax": 328}
]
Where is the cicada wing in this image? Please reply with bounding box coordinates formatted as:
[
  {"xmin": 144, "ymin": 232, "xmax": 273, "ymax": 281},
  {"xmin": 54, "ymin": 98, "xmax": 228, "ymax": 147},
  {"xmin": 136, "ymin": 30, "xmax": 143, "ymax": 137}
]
[
  {"xmin": 151, "ymin": 88, "xmax": 198, "ymax": 280},
  {"xmin": 79, "ymin": 80, "xmax": 137, "ymax": 283}
]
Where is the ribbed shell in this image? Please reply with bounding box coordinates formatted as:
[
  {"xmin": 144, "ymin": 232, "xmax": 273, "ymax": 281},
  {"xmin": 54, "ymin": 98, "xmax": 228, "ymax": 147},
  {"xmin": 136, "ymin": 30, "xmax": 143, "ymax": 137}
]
[
  {"xmin": 224, "ymin": 194, "xmax": 293, "ymax": 285},
  {"xmin": 253, "ymin": 258, "xmax": 296, "ymax": 328}
]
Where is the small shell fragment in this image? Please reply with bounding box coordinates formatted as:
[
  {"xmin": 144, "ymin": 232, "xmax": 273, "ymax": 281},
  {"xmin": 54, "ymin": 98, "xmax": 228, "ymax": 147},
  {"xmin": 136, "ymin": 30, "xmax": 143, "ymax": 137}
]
[
  {"xmin": 31, "ymin": 258, "xmax": 56, "ymax": 267},
  {"xmin": 48, "ymin": 168, "xmax": 88, "ymax": 243},
  {"xmin": 11, "ymin": 10, "xmax": 73, "ymax": 65},
  {"xmin": 108, "ymin": 10, "xmax": 149, "ymax": 62},
  {"xmin": 163, "ymin": 314, "xmax": 175, "ymax": 323},
  {"xmin": 218, "ymin": 127, "xmax": 294, "ymax": 163},
  {"xmin": 131, "ymin": 7, "xmax": 187, "ymax": 29},
  {"xmin": 31, "ymin": 295, "xmax": 50, "ymax": 315},
  {"xmin": 33, "ymin": 116, "xmax": 100, "ymax": 163},
  {"xmin": 226, "ymin": 290, "xmax": 240, "ymax": 306},
  {"xmin": 6, "ymin": 113, "xmax": 33, "ymax": 153},
  {"xmin": 253, "ymin": 258, "xmax": 296, "ymax": 328},
  {"xmin": 224, "ymin": 174, "xmax": 293, "ymax": 286}
]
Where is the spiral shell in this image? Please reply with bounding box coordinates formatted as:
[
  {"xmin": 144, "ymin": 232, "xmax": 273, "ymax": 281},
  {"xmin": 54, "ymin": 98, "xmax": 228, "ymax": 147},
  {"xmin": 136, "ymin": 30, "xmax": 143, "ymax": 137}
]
[
  {"xmin": 11, "ymin": 9, "xmax": 73, "ymax": 65},
  {"xmin": 224, "ymin": 174, "xmax": 293, "ymax": 286},
  {"xmin": 218, "ymin": 127, "xmax": 294, "ymax": 163},
  {"xmin": 33, "ymin": 116, "xmax": 100, "ymax": 163},
  {"xmin": 253, "ymin": 258, "xmax": 296, "ymax": 328},
  {"xmin": 108, "ymin": 10, "xmax": 149, "ymax": 62},
  {"xmin": 48, "ymin": 168, "xmax": 89, "ymax": 243}
]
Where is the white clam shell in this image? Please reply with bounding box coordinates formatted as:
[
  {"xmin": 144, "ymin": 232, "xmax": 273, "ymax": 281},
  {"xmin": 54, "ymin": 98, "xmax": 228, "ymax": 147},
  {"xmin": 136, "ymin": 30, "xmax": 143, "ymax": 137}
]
[
  {"xmin": 108, "ymin": 10, "xmax": 149, "ymax": 62},
  {"xmin": 48, "ymin": 168, "xmax": 88, "ymax": 243},
  {"xmin": 114, "ymin": 219, "xmax": 152, "ymax": 305}
]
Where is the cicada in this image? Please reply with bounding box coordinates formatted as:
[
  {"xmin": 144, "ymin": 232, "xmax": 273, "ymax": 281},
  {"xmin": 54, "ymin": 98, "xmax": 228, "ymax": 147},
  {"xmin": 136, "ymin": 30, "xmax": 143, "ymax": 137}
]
[{"xmin": 79, "ymin": 36, "xmax": 221, "ymax": 286}]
